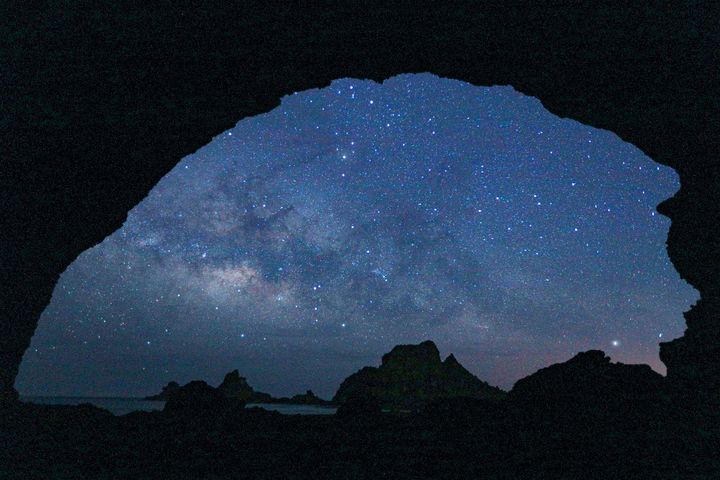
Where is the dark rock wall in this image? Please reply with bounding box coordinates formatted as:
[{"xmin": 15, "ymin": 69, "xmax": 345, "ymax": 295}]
[{"xmin": 3, "ymin": 4, "xmax": 719, "ymax": 401}]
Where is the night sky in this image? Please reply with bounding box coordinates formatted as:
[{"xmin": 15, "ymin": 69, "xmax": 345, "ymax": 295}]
[{"xmin": 17, "ymin": 74, "xmax": 697, "ymax": 398}]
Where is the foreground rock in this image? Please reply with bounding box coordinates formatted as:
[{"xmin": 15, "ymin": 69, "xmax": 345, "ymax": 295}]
[
  {"xmin": 333, "ymin": 340, "xmax": 506, "ymax": 409},
  {"xmin": 509, "ymin": 350, "xmax": 665, "ymax": 421},
  {"xmin": 335, "ymin": 388, "xmax": 382, "ymax": 419},
  {"xmin": 163, "ymin": 380, "xmax": 231, "ymax": 413}
]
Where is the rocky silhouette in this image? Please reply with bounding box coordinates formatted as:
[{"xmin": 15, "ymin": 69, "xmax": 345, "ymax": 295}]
[
  {"xmin": 217, "ymin": 369, "xmax": 257, "ymax": 401},
  {"xmin": 507, "ymin": 350, "xmax": 666, "ymax": 425},
  {"xmin": 162, "ymin": 380, "xmax": 230, "ymax": 413},
  {"xmin": 217, "ymin": 369, "xmax": 331, "ymax": 404},
  {"xmin": 147, "ymin": 369, "xmax": 331, "ymax": 406},
  {"xmin": 333, "ymin": 340, "xmax": 506, "ymax": 409},
  {"xmin": 9, "ymin": 346, "xmax": 719, "ymax": 479},
  {"xmin": 510, "ymin": 350, "xmax": 664, "ymax": 404},
  {"xmin": 287, "ymin": 390, "xmax": 328, "ymax": 405},
  {"xmin": 144, "ymin": 380, "xmax": 180, "ymax": 401}
]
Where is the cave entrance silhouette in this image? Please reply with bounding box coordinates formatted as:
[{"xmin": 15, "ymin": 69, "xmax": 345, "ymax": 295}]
[
  {"xmin": 5, "ymin": 13, "xmax": 717, "ymax": 404},
  {"xmin": 15, "ymin": 74, "xmax": 698, "ymax": 400},
  {"xmin": 5, "ymin": 13, "xmax": 719, "ymax": 480}
]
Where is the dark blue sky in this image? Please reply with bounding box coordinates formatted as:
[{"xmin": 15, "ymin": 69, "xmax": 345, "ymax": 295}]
[{"xmin": 17, "ymin": 74, "xmax": 697, "ymax": 398}]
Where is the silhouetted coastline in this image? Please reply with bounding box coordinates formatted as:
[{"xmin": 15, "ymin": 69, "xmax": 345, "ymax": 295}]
[
  {"xmin": 6, "ymin": 341, "xmax": 719, "ymax": 478},
  {"xmin": 144, "ymin": 370, "xmax": 333, "ymax": 406},
  {"xmin": 144, "ymin": 341, "xmax": 502, "ymax": 410}
]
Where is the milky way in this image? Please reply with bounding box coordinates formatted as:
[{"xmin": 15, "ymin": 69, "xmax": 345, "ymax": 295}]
[{"xmin": 17, "ymin": 74, "xmax": 698, "ymax": 398}]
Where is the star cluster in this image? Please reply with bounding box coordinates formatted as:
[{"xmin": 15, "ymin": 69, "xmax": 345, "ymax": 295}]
[{"xmin": 17, "ymin": 74, "xmax": 698, "ymax": 398}]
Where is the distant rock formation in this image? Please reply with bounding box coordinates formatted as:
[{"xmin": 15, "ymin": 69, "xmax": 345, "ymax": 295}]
[
  {"xmin": 217, "ymin": 370, "xmax": 255, "ymax": 401},
  {"xmin": 288, "ymin": 390, "xmax": 325, "ymax": 405},
  {"xmin": 145, "ymin": 380, "xmax": 180, "ymax": 401},
  {"xmin": 218, "ymin": 369, "xmax": 330, "ymax": 404},
  {"xmin": 333, "ymin": 340, "xmax": 506, "ymax": 409},
  {"xmin": 163, "ymin": 380, "xmax": 229, "ymax": 413},
  {"xmin": 509, "ymin": 350, "xmax": 665, "ymax": 420},
  {"xmin": 148, "ymin": 370, "xmax": 331, "ymax": 406}
]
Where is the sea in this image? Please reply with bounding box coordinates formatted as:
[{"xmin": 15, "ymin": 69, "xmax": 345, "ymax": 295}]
[{"xmin": 20, "ymin": 396, "xmax": 337, "ymax": 416}]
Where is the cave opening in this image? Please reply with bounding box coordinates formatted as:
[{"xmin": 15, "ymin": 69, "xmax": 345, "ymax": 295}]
[{"xmin": 15, "ymin": 73, "xmax": 698, "ymax": 402}]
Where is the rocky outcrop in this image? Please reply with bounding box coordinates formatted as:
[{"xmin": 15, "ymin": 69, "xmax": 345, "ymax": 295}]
[
  {"xmin": 144, "ymin": 381, "xmax": 180, "ymax": 401},
  {"xmin": 163, "ymin": 381, "xmax": 229, "ymax": 413},
  {"xmin": 288, "ymin": 390, "xmax": 327, "ymax": 405},
  {"xmin": 509, "ymin": 350, "xmax": 665, "ymax": 421},
  {"xmin": 217, "ymin": 370, "xmax": 255, "ymax": 401},
  {"xmin": 333, "ymin": 341, "xmax": 506, "ymax": 409},
  {"xmin": 217, "ymin": 369, "xmax": 330, "ymax": 404},
  {"xmin": 150, "ymin": 370, "xmax": 331, "ymax": 406}
]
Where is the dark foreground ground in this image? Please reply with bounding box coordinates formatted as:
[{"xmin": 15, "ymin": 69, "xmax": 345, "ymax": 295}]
[{"xmin": 2, "ymin": 394, "xmax": 719, "ymax": 480}]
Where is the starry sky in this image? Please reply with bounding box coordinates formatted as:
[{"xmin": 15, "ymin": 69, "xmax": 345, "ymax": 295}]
[{"xmin": 17, "ymin": 74, "xmax": 697, "ymax": 399}]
